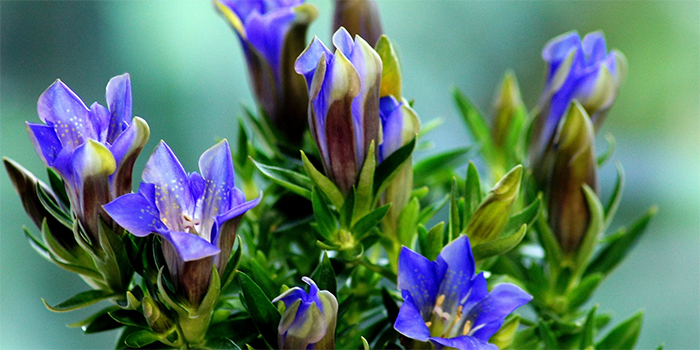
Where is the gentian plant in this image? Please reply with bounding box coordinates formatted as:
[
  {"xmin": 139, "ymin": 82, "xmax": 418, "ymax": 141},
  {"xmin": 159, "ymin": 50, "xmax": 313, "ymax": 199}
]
[{"xmin": 3, "ymin": 4, "xmax": 658, "ymax": 350}]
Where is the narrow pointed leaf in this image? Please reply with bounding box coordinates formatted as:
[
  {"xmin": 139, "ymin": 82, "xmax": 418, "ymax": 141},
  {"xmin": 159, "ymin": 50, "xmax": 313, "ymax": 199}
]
[
  {"xmin": 374, "ymin": 137, "xmax": 416, "ymax": 197},
  {"xmin": 251, "ymin": 158, "xmax": 311, "ymax": 199},
  {"xmin": 352, "ymin": 204, "xmax": 390, "ymax": 238},
  {"xmin": 418, "ymin": 222, "xmax": 444, "ymax": 261},
  {"xmin": 397, "ymin": 198, "xmax": 419, "ymax": 247},
  {"xmin": 580, "ymin": 305, "xmax": 598, "ymax": 349},
  {"xmin": 453, "ymin": 88, "xmax": 493, "ymax": 149},
  {"xmin": 585, "ymin": 206, "xmax": 657, "ymax": 277},
  {"xmin": 43, "ymin": 290, "xmax": 118, "ymax": 312},
  {"xmin": 237, "ymin": 272, "xmax": 281, "ymax": 349},
  {"xmin": 568, "ymin": 273, "xmax": 604, "ymax": 310},
  {"xmin": 464, "ymin": 161, "xmax": 482, "ymax": 220},
  {"xmin": 472, "ymin": 223, "xmax": 527, "ymax": 261},
  {"xmin": 604, "ymin": 162, "xmax": 625, "ymax": 230},
  {"xmin": 310, "ymin": 251, "xmax": 337, "ymax": 295},
  {"xmin": 355, "ymin": 142, "xmax": 376, "ymax": 221},
  {"xmin": 124, "ymin": 329, "xmax": 162, "ymax": 348},
  {"xmin": 413, "ymin": 146, "xmax": 475, "ymax": 185},
  {"xmin": 301, "ymin": 151, "xmax": 344, "ymax": 209},
  {"xmin": 596, "ymin": 311, "xmax": 644, "ymax": 350},
  {"xmin": 597, "ymin": 133, "xmax": 616, "ymax": 166},
  {"xmin": 312, "ymin": 188, "xmax": 338, "ymax": 241},
  {"xmin": 537, "ymin": 321, "xmax": 559, "ymax": 350}
]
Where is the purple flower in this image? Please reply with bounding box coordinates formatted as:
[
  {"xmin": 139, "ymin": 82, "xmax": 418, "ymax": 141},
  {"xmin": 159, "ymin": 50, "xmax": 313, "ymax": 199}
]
[
  {"xmin": 394, "ymin": 235, "xmax": 532, "ymax": 350},
  {"xmin": 272, "ymin": 277, "xmax": 338, "ymax": 350},
  {"xmin": 332, "ymin": 0, "xmax": 384, "ymax": 47},
  {"xmin": 103, "ymin": 140, "xmax": 260, "ymax": 305},
  {"xmin": 378, "ymin": 95, "xmax": 419, "ymax": 163},
  {"xmin": 295, "ymin": 27, "xmax": 382, "ymax": 194},
  {"xmin": 216, "ymin": 0, "xmax": 318, "ymax": 145},
  {"xmin": 530, "ymin": 31, "xmax": 626, "ymax": 168},
  {"xmin": 26, "ymin": 74, "xmax": 149, "ymax": 241}
]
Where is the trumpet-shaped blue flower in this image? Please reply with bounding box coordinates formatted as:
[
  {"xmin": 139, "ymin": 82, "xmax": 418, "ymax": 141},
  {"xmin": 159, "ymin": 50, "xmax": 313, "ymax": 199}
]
[
  {"xmin": 295, "ymin": 27, "xmax": 382, "ymax": 194},
  {"xmin": 530, "ymin": 31, "xmax": 626, "ymax": 163},
  {"xmin": 272, "ymin": 277, "xmax": 338, "ymax": 350},
  {"xmin": 104, "ymin": 140, "xmax": 260, "ymax": 305},
  {"xmin": 216, "ymin": 0, "xmax": 318, "ymax": 144},
  {"xmin": 26, "ymin": 74, "xmax": 150, "ymax": 241},
  {"xmin": 394, "ymin": 235, "xmax": 532, "ymax": 350}
]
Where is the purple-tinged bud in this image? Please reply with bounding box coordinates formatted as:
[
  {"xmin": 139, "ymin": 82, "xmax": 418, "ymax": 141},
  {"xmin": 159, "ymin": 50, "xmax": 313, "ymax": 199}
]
[
  {"xmin": 216, "ymin": 0, "xmax": 318, "ymax": 145},
  {"xmin": 272, "ymin": 277, "xmax": 338, "ymax": 350},
  {"xmin": 332, "ymin": 0, "xmax": 383, "ymax": 46},
  {"xmin": 296, "ymin": 27, "xmax": 382, "ymax": 194},
  {"xmin": 547, "ymin": 101, "xmax": 598, "ymax": 254},
  {"xmin": 530, "ymin": 31, "xmax": 626, "ymax": 184}
]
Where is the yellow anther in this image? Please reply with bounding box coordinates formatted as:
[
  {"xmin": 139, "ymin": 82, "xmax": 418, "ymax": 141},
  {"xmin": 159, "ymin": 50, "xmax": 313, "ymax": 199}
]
[
  {"xmin": 435, "ymin": 295, "xmax": 445, "ymax": 307},
  {"xmin": 462, "ymin": 320, "xmax": 472, "ymax": 336},
  {"xmin": 425, "ymin": 321, "xmax": 432, "ymax": 327}
]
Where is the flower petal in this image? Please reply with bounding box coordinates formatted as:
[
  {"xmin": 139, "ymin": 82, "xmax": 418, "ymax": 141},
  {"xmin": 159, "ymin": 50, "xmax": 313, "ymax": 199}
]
[
  {"xmin": 103, "ymin": 193, "xmax": 166, "ymax": 237},
  {"xmin": 394, "ymin": 290, "xmax": 431, "ymax": 342},
  {"xmin": 161, "ymin": 230, "xmax": 220, "ymax": 262},
  {"xmin": 428, "ymin": 335, "xmax": 498, "ymax": 350},
  {"xmin": 142, "ymin": 141, "xmax": 194, "ymax": 232},
  {"xmin": 197, "ymin": 139, "xmax": 236, "ymax": 240},
  {"xmin": 105, "ymin": 73, "xmax": 133, "ymax": 143},
  {"xmin": 37, "ymin": 79, "xmax": 97, "ymax": 149},
  {"xmin": 295, "ymin": 36, "xmax": 332, "ymax": 94},
  {"xmin": 467, "ymin": 283, "xmax": 532, "ymax": 341},
  {"xmin": 109, "ymin": 117, "xmax": 150, "ymax": 198},
  {"xmin": 436, "ymin": 235, "xmax": 476, "ymax": 315},
  {"xmin": 397, "ymin": 246, "xmax": 439, "ymax": 319},
  {"xmin": 26, "ymin": 122, "xmax": 62, "ymax": 165},
  {"xmin": 89, "ymin": 102, "xmax": 110, "ymax": 143}
]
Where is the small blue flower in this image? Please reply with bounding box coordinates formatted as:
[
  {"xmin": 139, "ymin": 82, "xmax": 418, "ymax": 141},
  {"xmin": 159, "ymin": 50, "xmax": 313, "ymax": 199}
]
[
  {"xmin": 530, "ymin": 31, "xmax": 626, "ymax": 161},
  {"xmin": 378, "ymin": 95, "xmax": 419, "ymax": 163},
  {"xmin": 104, "ymin": 140, "xmax": 260, "ymax": 305},
  {"xmin": 216, "ymin": 0, "xmax": 318, "ymax": 144},
  {"xmin": 295, "ymin": 27, "xmax": 382, "ymax": 194},
  {"xmin": 272, "ymin": 277, "xmax": 338, "ymax": 350},
  {"xmin": 394, "ymin": 235, "xmax": 532, "ymax": 350},
  {"xmin": 26, "ymin": 74, "xmax": 149, "ymax": 241}
]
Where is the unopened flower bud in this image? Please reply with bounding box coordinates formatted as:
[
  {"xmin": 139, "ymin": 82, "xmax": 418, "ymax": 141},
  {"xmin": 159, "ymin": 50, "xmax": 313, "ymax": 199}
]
[
  {"xmin": 332, "ymin": 0, "xmax": 383, "ymax": 46},
  {"xmin": 547, "ymin": 101, "xmax": 597, "ymax": 254},
  {"xmin": 466, "ymin": 165, "xmax": 522, "ymax": 245},
  {"xmin": 142, "ymin": 296, "xmax": 173, "ymax": 334}
]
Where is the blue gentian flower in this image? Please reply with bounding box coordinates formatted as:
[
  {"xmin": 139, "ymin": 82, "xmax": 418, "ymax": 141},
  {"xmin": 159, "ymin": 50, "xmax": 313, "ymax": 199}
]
[
  {"xmin": 272, "ymin": 277, "xmax": 338, "ymax": 350},
  {"xmin": 104, "ymin": 140, "xmax": 260, "ymax": 305},
  {"xmin": 295, "ymin": 27, "xmax": 382, "ymax": 194},
  {"xmin": 378, "ymin": 95, "xmax": 419, "ymax": 163},
  {"xmin": 216, "ymin": 0, "xmax": 318, "ymax": 144},
  {"xmin": 394, "ymin": 235, "xmax": 532, "ymax": 350},
  {"xmin": 332, "ymin": 0, "xmax": 384, "ymax": 47},
  {"xmin": 530, "ymin": 31, "xmax": 626, "ymax": 163},
  {"xmin": 26, "ymin": 74, "xmax": 149, "ymax": 241}
]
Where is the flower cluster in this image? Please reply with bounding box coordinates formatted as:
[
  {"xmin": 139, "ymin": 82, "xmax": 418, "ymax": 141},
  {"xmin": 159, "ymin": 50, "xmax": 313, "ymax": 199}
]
[{"xmin": 4, "ymin": 3, "xmax": 657, "ymax": 350}]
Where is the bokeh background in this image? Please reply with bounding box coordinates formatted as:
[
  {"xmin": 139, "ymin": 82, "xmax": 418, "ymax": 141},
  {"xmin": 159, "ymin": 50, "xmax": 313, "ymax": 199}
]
[{"xmin": 1, "ymin": 1, "xmax": 698, "ymax": 349}]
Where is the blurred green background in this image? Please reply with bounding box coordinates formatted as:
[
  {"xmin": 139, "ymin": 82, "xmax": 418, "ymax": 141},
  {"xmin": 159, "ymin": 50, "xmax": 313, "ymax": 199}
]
[{"xmin": 1, "ymin": 1, "xmax": 697, "ymax": 349}]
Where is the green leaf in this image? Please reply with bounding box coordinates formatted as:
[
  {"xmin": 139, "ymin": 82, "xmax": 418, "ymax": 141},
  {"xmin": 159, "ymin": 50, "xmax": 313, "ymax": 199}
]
[
  {"xmin": 354, "ymin": 141, "xmax": 376, "ymax": 221},
  {"xmin": 471, "ymin": 223, "xmax": 527, "ymax": 261},
  {"xmin": 361, "ymin": 336, "xmax": 371, "ymax": 350},
  {"xmin": 417, "ymin": 194, "xmax": 449, "ymax": 226},
  {"xmin": 251, "ymin": 158, "xmax": 311, "ymax": 199},
  {"xmin": 310, "ymin": 251, "xmax": 337, "ymax": 295},
  {"xmin": 597, "ymin": 133, "xmax": 616, "ymax": 167},
  {"xmin": 206, "ymin": 338, "xmax": 242, "ymax": 350},
  {"xmin": 417, "ymin": 118, "xmax": 443, "ymax": 139},
  {"xmin": 206, "ymin": 316, "xmax": 258, "ymax": 342},
  {"xmin": 503, "ymin": 195, "xmax": 541, "ymax": 236},
  {"xmin": 237, "ymin": 272, "xmax": 281, "ymax": 349},
  {"xmin": 453, "ymin": 88, "xmax": 493, "ymax": 154},
  {"xmin": 35, "ymin": 181, "xmax": 73, "ymax": 228},
  {"xmin": 235, "ymin": 119, "xmax": 250, "ymax": 168},
  {"xmin": 374, "ymin": 137, "xmax": 416, "ymax": 197},
  {"xmin": 448, "ymin": 179, "xmax": 461, "ymax": 242},
  {"xmin": 464, "ymin": 161, "xmax": 482, "ymax": 220},
  {"xmin": 580, "ymin": 305, "xmax": 598, "ymax": 349},
  {"xmin": 568, "ymin": 273, "xmax": 604, "ymax": 310},
  {"xmin": 352, "ymin": 204, "xmax": 390, "ymax": 239},
  {"xmin": 339, "ymin": 188, "xmax": 355, "ymax": 230},
  {"xmin": 418, "ymin": 222, "xmax": 444, "ymax": 261},
  {"xmin": 110, "ymin": 309, "xmax": 149, "ymax": 329},
  {"xmin": 413, "ymin": 147, "xmax": 475, "ymax": 185},
  {"xmin": 301, "ymin": 151, "xmax": 345, "ymax": 209},
  {"xmin": 222, "ymin": 236, "xmax": 244, "ymax": 292},
  {"xmin": 535, "ymin": 212, "xmax": 563, "ymax": 269},
  {"xmin": 47, "ymin": 167, "xmax": 70, "ymax": 209},
  {"xmin": 311, "ymin": 188, "xmax": 338, "ymax": 242},
  {"xmin": 574, "ymin": 185, "xmax": 605, "ymax": 274},
  {"xmin": 604, "ymin": 162, "xmax": 625, "ymax": 230},
  {"xmin": 596, "ymin": 311, "xmax": 644, "ymax": 350},
  {"xmin": 40, "ymin": 218, "xmax": 76, "ymax": 263},
  {"xmin": 23, "ymin": 227, "xmax": 51, "ymax": 262},
  {"xmin": 42, "ymin": 290, "xmax": 118, "ymax": 312},
  {"xmin": 397, "ymin": 197, "xmax": 419, "ymax": 247},
  {"xmin": 124, "ymin": 329, "xmax": 162, "ymax": 348},
  {"xmin": 585, "ymin": 206, "xmax": 657, "ymax": 277},
  {"xmin": 537, "ymin": 321, "xmax": 559, "ymax": 350},
  {"xmin": 380, "ymin": 287, "xmax": 399, "ymax": 322}
]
